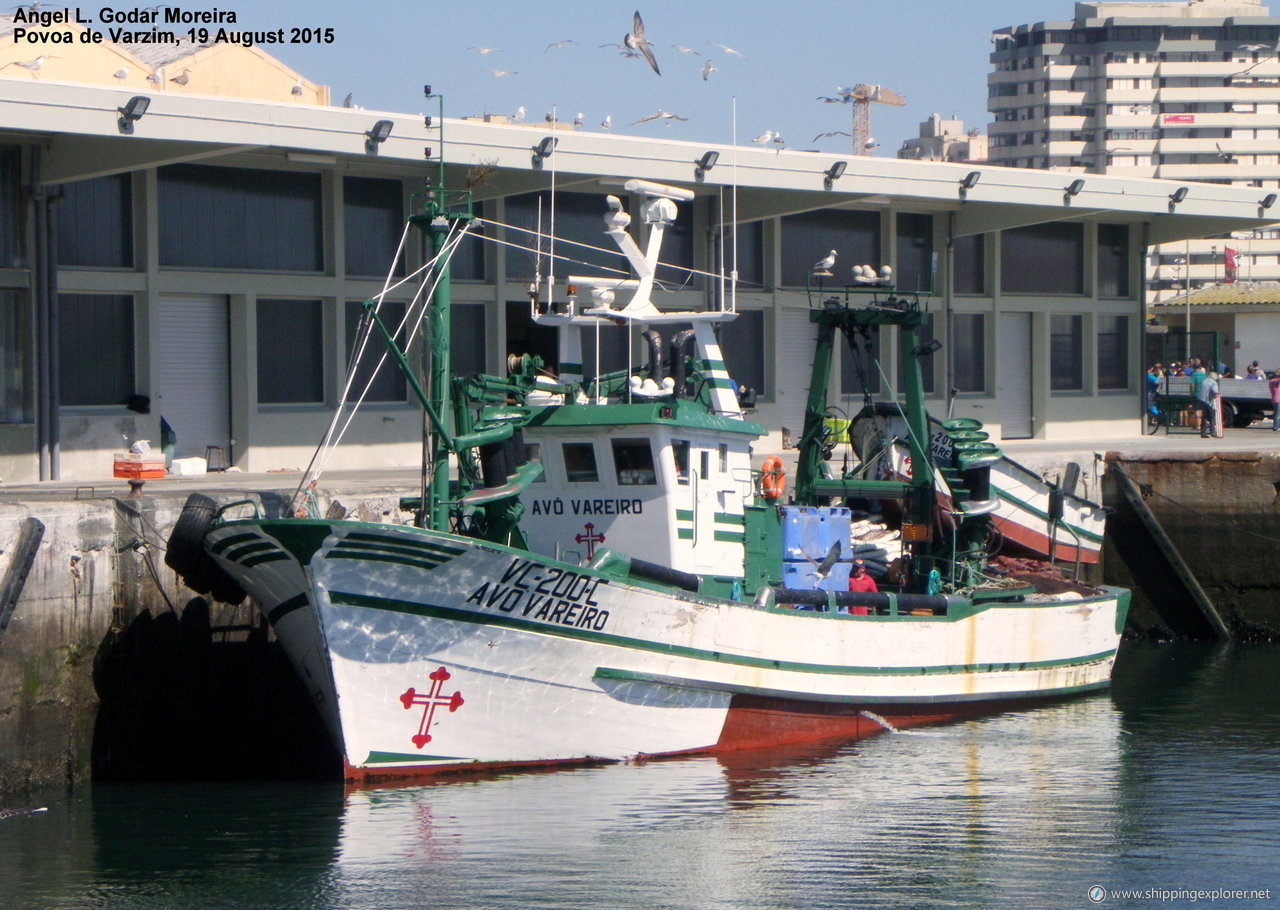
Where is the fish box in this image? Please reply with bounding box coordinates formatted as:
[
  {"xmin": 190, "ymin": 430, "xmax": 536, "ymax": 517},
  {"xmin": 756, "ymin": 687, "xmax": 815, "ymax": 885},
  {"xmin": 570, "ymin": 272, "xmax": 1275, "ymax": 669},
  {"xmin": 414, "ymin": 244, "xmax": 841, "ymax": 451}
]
[
  {"xmin": 113, "ymin": 452, "xmax": 166, "ymax": 479},
  {"xmin": 781, "ymin": 506, "xmax": 852, "ymax": 562}
]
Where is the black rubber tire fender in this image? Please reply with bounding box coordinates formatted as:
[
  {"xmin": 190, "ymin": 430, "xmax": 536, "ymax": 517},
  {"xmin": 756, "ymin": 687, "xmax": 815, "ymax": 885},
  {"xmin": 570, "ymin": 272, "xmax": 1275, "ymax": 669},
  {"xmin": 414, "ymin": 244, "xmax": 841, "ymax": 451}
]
[{"xmin": 165, "ymin": 493, "xmax": 216, "ymax": 576}]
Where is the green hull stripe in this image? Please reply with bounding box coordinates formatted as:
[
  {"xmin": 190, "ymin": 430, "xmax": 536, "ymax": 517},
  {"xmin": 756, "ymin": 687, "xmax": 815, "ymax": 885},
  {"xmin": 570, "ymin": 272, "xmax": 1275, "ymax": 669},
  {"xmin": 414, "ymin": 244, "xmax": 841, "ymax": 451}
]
[
  {"xmin": 209, "ymin": 532, "xmax": 263, "ymax": 556},
  {"xmin": 329, "ymin": 589, "xmax": 1118, "ymax": 679},
  {"xmin": 594, "ymin": 666, "xmax": 1114, "ymax": 704},
  {"xmin": 242, "ymin": 551, "xmax": 290, "ymax": 568},
  {"xmin": 678, "ymin": 529, "xmax": 693, "ymax": 540},
  {"xmin": 364, "ymin": 750, "xmax": 466, "ymax": 765},
  {"xmin": 267, "ymin": 592, "xmax": 310, "ymax": 626},
  {"xmin": 330, "ymin": 550, "xmax": 447, "ymax": 572},
  {"xmin": 713, "ymin": 530, "xmax": 745, "ymax": 543},
  {"xmin": 344, "ymin": 533, "xmax": 466, "ymax": 558}
]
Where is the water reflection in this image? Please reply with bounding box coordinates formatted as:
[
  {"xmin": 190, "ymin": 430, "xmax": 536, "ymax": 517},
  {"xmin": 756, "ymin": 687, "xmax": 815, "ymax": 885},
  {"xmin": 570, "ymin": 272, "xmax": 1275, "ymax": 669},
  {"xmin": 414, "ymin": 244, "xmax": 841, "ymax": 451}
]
[{"xmin": 2, "ymin": 643, "xmax": 1278, "ymax": 909}]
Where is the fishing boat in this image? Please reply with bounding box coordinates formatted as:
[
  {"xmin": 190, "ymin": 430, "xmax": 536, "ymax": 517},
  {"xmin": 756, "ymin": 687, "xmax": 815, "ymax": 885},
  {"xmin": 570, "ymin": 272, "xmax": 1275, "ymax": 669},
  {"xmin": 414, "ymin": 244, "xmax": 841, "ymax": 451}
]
[
  {"xmin": 846, "ymin": 403, "xmax": 1108, "ymax": 565},
  {"xmin": 165, "ymin": 171, "xmax": 1129, "ymax": 787}
]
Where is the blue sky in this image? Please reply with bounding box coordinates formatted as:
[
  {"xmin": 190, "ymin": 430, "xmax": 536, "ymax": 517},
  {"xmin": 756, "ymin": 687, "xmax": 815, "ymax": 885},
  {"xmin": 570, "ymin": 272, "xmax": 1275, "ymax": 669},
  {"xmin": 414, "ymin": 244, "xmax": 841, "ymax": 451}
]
[{"xmin": 256, "ymin": 0, "xmax": 1080, "ymax": 153}]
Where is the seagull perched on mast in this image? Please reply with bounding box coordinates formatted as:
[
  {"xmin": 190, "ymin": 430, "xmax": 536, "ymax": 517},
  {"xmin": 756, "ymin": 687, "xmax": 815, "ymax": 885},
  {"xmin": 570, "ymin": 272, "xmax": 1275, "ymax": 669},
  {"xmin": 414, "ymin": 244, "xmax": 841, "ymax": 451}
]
[
  {"xmin": 625, "ymin": 10, "xmax": 661, "ymax": 75},
  {"xmin": 811, "ymin": 250, "xmax": 837, "ymax": 276}
]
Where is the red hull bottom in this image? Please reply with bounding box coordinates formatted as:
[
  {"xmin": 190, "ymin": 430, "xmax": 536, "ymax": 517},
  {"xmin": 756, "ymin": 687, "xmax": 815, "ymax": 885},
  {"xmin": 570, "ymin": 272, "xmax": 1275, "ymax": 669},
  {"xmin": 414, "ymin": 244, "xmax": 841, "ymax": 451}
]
[{"xmin": 342, "ymin": 690, "xmax": 1096, "ymax": 789}]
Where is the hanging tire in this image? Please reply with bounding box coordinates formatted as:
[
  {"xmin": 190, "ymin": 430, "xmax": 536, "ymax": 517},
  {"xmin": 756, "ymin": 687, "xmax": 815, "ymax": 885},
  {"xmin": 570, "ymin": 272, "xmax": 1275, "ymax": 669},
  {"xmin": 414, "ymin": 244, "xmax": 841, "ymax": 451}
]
[
  {"xmin": 165, "ymin": 492, "xmax": 245, "ymax": 603},
  {"xmin": 165, "ymin": 493, "xmax": 216, "ymax": 577}
]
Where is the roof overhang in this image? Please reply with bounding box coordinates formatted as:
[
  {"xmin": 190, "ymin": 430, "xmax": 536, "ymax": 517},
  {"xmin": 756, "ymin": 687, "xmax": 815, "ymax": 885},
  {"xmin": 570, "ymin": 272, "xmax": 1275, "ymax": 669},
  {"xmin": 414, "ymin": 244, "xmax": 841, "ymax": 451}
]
[{"xmin": 3, "ymin": 78, "xmax": 1276, "ymax": 243}]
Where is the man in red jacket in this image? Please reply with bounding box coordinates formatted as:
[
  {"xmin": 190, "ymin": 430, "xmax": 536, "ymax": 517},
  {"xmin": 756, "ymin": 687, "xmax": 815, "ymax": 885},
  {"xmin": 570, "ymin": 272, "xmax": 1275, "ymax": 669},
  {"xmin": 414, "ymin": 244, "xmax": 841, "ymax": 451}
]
[{"xmin": 848, "ymin": 558, "xmax": 878, "ymax": 593}]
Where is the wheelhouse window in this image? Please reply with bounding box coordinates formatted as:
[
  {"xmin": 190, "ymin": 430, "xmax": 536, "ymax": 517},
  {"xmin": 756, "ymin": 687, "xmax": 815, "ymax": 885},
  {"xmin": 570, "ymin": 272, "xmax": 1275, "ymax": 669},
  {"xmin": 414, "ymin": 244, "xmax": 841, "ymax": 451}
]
[
  {"xmin": 612, "ymin": 438, "xmax": 657, "ymax": 485},
  {"xmin": 562, "ymin": 442, "xmax": 599, "ymax": 483},
  {"xmin": 672, "ymin": 439, "xmax": 690, "ymax": 484}
]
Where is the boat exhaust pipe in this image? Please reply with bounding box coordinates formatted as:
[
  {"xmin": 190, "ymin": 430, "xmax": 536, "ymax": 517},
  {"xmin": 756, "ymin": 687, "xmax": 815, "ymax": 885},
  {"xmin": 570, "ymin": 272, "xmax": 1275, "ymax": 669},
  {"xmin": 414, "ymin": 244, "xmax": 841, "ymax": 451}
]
[
  {"xmin": 641, "ymin": 330, "xmax": 665, "ymax": 382},
  {"xmin": 669, "ymin": 329, "xmax": 696, "ymax": 399}
]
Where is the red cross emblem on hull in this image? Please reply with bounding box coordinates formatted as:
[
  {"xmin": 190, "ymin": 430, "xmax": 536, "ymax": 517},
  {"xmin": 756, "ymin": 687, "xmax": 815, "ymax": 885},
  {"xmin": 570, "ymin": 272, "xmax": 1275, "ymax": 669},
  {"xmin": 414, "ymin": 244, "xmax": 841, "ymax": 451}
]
[
  {"xmin": 399, "ymin": 666, "xmax": 465, "ymax": 748},
  {"xmin": 575, "ymin": 522, "xmax": 606, "ymax": 560}
]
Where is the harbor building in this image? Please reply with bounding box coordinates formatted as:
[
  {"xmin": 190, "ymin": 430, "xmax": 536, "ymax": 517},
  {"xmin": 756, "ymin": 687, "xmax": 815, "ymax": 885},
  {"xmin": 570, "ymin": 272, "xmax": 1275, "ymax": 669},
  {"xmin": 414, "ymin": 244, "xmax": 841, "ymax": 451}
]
[
  {"xmin": 0, "ymin": 18, "xmax": 1274, "ymax": 483},
  {"xmin": 987, "ymin": 0, "xmax": 1280, "ymax": 343}
]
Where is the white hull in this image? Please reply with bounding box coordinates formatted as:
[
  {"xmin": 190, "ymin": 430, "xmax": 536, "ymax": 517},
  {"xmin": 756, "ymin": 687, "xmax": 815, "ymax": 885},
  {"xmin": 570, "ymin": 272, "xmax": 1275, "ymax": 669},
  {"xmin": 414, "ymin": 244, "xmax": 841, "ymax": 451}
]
[{"xmin": 208, "ymin": 519, "xmax": 1127, "ymax": 785}]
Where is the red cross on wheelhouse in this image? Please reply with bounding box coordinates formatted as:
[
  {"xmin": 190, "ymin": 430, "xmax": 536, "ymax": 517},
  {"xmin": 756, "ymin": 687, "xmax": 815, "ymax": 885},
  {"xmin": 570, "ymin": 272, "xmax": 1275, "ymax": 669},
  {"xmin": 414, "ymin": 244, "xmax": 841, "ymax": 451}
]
[
  {"xmin": 399, "ymin": 666, "xmax": 464, "ymax": 748},
  {"xmin": 575, "ymin": 522, "xmax": 606, "ymax": 560}
]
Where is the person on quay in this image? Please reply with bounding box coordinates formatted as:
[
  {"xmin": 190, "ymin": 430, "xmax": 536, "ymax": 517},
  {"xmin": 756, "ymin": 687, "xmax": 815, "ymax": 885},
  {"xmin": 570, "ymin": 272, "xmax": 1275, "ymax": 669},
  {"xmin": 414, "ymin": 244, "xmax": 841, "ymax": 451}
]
[
  {"xmin": 1270, "ymin": 369, "xmax": 1280, "ymax": 431},
  {"xmin": 1197, "ymin": 370, "xmax": 1221, "ymax": 438}
]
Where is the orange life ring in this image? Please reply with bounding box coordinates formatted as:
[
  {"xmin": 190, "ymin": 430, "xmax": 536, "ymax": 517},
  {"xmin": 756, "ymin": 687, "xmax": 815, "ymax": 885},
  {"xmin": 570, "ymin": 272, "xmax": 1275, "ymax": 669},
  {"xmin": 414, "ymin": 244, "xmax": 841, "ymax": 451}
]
[{"xmin": 761, "ymin": 456, "xmax": 786, "ymax": 500}]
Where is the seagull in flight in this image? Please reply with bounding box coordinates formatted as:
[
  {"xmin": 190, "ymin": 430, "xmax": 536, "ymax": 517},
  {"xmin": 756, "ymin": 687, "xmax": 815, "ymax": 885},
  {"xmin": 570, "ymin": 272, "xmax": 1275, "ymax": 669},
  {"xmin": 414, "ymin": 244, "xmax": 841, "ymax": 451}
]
[
  {"xmin": 3, "ymin": 54, "xmax": 56, "ymax": 76},
  {"xmin": 811, "ymin": 250, "xmax": 837, "ymax": 275},
  {"xmin": 672, "ymin": 45, "xmax": 701, "ymax": 55},
  {"xmin": 484, "ymin": 69, "xmax": 517, "ymax": 77},
  {"xmin": 632, "ymin": 109, "xmax": 687, "ymax": 125},
  {"xmin": 625, "ymin": 10, "xmax": 661, "ymax": 75},
  {"xmin": 710, "ymin": 42, "xmax": 746, "ymax": 58},
  {"xmin": 701, "ymin": 59, "xmax": 717, "ymax": 81},
  {"xmin": 803, "ymin": 542, "xmax": 844, "ymax": 582},
  {"xmin": 814, "ymin": 130, "xmax": 852, "ymax": 142},
  {"xmin": 545, "ymin": 39, "xmax": 577, "ymax": 51},
  {"xmin": 469, "ymin": 46, "xmax": 502, "ymax": 54}
]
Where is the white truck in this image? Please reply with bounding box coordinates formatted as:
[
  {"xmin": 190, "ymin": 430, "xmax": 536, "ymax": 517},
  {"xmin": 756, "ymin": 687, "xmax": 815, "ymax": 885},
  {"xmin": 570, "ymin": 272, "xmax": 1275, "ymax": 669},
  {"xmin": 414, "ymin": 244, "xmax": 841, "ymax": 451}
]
[{"xmin": 1161, "ymin": 375, "xmax": 1274, "ymax": 428}]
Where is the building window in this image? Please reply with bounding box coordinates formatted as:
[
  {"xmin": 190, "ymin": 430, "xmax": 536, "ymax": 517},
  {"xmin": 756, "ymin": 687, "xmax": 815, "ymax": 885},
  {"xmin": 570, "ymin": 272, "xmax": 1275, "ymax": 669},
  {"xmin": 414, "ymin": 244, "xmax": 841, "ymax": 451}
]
[
  {"xmin": 344, "ymin": 176, "xmax": 403, "ymax": 278},
  {"xmin": 898, "ymin": 313, "xmax": 937, "ymax": 396},
  {"xmin": 451, "ymin": 302, "xmax": 487, "ymax": 377},
  {"xmin": 1051, "ymin": 314, "xmax": 1084, "ymax": 391},
  {"xmin": 780, "ymin": 209, "xmax": 880, "ymax": 287},
  {"xmin": 58, "ymin": 294, "xmax": 134, "ymax": 407},
  {"xmin": 0, "ymin": 289, "xmax": 31, "ymax": 422},
  {"xmin": 158, "ymin": 164, "xmax": 323, "ymax": 272},
  {"xmin": 713, "ymin": 220, "xmax": 763, "ymax": 288},
  {"xmin": 56, "ymin": 174, "xmax": 133, "ymax": 268},
  {"xmin": 505, "ymin": 191, "xmax": 627, "ymax": 279},
  {"xmin": 448, "ymin": 201, "xmax": 486, "ymax": 282},
  {"xmin": 562, "ymin": 442, "xmax": 599, "ymax": 483},
  {"xmin": 953, "ymin": 234, "xmax": 986, "ymax": 295},
  {"xmin": 344, "ymin": 300, "xmax": 407, "ymax": 403},
  {"xmin": 0, "ymin": 147, "xmax": 19, "ymax": 269},
  {"xmin": 1097, "ymin": 314, "xmax": 1130, "ymax": 391},
  {"xmin": 952, "ymin": 313, "xmax": 986, "ymax": 393},
  {"xmin": 1097, "ymin": 224, "xmax": 1130, "ymax": 298},
  {"xmin": 841, "ymin": 325, "xmax": 881, "ymax": 396},
  {"xmin": 718, "ymin": 310, "xmax": 766, "ymax": 397},
  {"xmin": 257, "ymin": 298, "xmax": 323, "ymax": 404},
  {"xmin": 612, "ymin": 438, "xmax": 657, "ymax": 485},
  {"xmin": 896, "ymin": 213, "xmax": 934, "ymax": 293},
  {"xmin": 1002, "ymin": 222, "xmax": 1084, "ymax": 294}
]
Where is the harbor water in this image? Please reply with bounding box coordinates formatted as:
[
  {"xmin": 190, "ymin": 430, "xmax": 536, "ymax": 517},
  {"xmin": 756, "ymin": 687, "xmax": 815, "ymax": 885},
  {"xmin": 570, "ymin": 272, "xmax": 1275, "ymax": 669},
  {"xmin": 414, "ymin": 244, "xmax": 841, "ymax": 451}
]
[{"xmin": 2, "ymin": 641, "xmax": 1278, "ymax": 909}]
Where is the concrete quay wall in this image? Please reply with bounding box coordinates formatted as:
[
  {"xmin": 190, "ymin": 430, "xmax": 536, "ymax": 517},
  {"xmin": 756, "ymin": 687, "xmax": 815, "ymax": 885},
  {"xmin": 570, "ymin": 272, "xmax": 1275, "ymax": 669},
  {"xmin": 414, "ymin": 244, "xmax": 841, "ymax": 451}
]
[
  {"xmin": 1101, "ymin": 450, "xmax": 1280, "ymax": 639},
  {"xmin": 0, "ymin": 474, "xmax": 406, "ymax": 795}
]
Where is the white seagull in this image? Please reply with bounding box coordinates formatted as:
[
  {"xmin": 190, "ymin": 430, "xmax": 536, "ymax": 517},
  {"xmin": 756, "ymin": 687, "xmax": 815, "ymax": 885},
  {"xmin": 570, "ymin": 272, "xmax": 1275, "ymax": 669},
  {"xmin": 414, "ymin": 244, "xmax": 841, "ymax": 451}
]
[
  {"xmin": 710, "ymin": 42, "xmax": 746, "ymax": 58},
  {"xmin": 812, "ymin": 250, "xmax": 837, "ymax": 275},
  {"xmin": 600, "ymin": 115, "xmax": 613, "ymax": 130},
  {"xmin": 700, "ymin": 59, "xmax": 717, "ymax": 81},
  {"xmin": 632, "ymin": 109, "xmax": 687, "ymax": 125},
  {"xmin": 483, "ymin": 69, "xmax": 517, "ymax": 77},
  {"xmin": 814, "ymin": 130, "xmax": 852, "ymax": 142},
  {"xmin": 3, "ymin": 54, "xmax": 56, "ymax": 76},
  {"xmin": 672, "ymin": 44, "xmax": 701, "ymax": 55},
  {"xmin": 751, "ymin": 129, "xmax": 776, "ymax": 144},
  {"xmin": 545, "ymin": 39, "xmax": 577, "ymax": 52},
  {"xmin": 625, "ymin": 10, "xmax": 661, "ymax": 75},
  {"xmin": 469, "ymin": 46, "xmax": 502, "ymax": 54}
]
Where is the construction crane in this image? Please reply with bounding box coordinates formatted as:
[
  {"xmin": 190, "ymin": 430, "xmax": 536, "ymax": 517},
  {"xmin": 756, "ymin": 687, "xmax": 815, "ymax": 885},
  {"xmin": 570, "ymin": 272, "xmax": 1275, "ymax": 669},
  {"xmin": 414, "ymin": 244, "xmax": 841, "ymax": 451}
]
[{"xmin": 823, "ymin": 84, "xmax": 906, "ymax": 156}]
